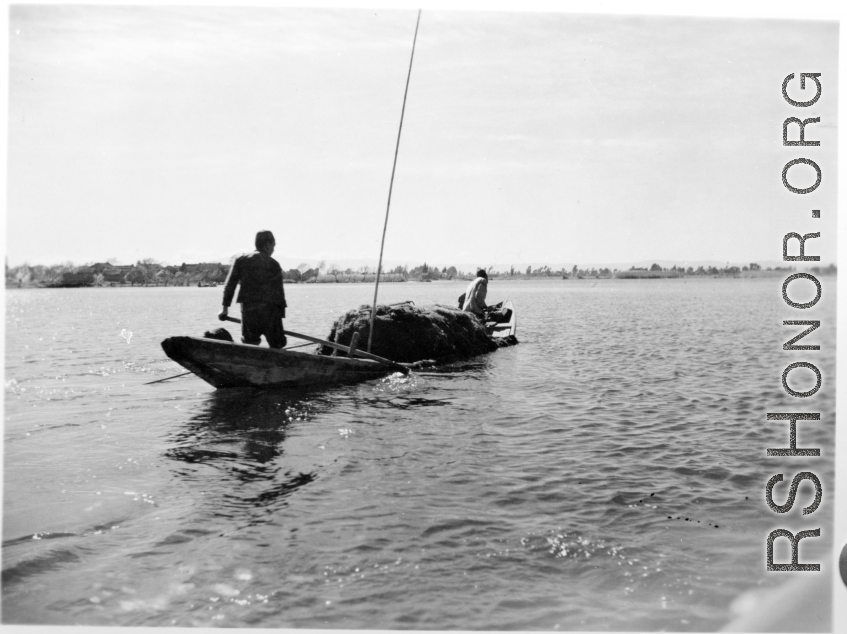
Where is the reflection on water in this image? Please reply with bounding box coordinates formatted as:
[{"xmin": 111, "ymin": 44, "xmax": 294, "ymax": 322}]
[
  {"xmin": 166, "ymin": 389, "xmax": 321, "ymax": 527},
  {"xmin": 169, "ymin": 388, "xmax": 298, "ymax": 464}
]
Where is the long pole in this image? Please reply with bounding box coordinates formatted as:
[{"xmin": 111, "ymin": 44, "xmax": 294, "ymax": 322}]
[
  {"xmin": 368, "ymin": 9, "xmax": 422, "ymax": 352},
  {"xmin": 218, "ymin": 316, "xmax": 409, "ymax": 374}
]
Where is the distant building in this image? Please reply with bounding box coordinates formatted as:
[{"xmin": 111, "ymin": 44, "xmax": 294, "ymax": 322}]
[
  {"xmin": 58, "ymin": 272, "xmax": 95, "ymax": 286},
  {"xmin": 102, "ymin": 264, "xmax": 133, "ymax": 283},
  {"xmin": 180, "ymin": 262, "xmax": 224, "ymax": 272}
]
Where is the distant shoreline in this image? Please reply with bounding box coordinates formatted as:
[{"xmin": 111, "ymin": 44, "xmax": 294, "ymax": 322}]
[
  {"xmin": 6, "ymin": 269, "xmax": 836, "ymax": 290},
  {"xmin": 7, "ymin": 260, "xmax": 836, "ymax": 289}
]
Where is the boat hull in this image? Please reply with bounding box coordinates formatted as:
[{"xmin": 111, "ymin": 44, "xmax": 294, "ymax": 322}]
[
  {"xmin": 486, "ymin": 300, "xmax": 517, "ymax": 339},
  {"xmin": 161, "ymin": 336, "xmax": 394, "ymax": 389}
]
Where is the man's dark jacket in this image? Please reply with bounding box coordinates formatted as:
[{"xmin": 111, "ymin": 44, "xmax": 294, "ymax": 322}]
[{"xmin": 222, "ymin": 251, "xmax": 286, "ymax": 316}]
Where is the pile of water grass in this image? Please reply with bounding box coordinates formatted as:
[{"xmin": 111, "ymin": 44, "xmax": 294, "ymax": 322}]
[{"xmin": 319, "ymin": 302, "xmax": 516, "ymax": 364}]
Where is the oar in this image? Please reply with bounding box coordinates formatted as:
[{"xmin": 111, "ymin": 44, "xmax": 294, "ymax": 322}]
[
  {"xmin": 285, "ymin": 341, "xmax": 317, "ymax": 350},
  {"xmin": 219, "ymin": 315, "xmax": 409, "ymax": 374},
  {"xmin": 143, "ymin": 371, "xmax": 193, "ymax": 385}
]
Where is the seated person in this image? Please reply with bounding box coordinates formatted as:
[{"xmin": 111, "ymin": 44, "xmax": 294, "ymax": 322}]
[{"xmin": 462, "ymin": 269, "xmax": 489, "ymax": 318}]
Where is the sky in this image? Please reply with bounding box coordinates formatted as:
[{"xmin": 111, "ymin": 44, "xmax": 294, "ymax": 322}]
[{"xmin": 4, "ymin": 3, "xmax": 840, "ymax": 270}]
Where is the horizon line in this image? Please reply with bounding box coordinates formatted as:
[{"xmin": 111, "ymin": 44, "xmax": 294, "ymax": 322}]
[{"xmin": 5, "ymin": 256, "xmax": 836, "ymax": 271}]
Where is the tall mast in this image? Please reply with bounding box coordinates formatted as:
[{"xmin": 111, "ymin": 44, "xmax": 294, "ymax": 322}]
[{"xmin": 368, "ymin": 9, "xmax": 422, "ymax": 352}]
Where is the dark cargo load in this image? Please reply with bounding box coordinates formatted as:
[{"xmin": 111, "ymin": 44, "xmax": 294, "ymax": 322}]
[{"xmin": 319, "ymin": 302, "xmax": 517, "ymax": 364}]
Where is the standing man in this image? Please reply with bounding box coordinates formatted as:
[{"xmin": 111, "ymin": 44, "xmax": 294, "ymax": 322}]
[
  {"xmin": 219, "ymin": 230, "xmax": 287, "ymax": 348},
  {"xmin": 462, "ymin": 269, "xmax": 489, "ymax": 318}
]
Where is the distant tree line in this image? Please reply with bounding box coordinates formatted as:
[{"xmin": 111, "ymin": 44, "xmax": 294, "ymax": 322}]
[
  {"xmin": 5, "ymin": 258, "xmax": 415, "ymax": 288},
  {"xmin": 6, "ymin": 258, "xmax": 836, "ymax": 288},
  {"xmin": 5, "ymin": 260, "xmax": 232, "ymax": 288},
  {"xmin": 615, "ymin": 262, "xmax": 839, "ymax": 279}
]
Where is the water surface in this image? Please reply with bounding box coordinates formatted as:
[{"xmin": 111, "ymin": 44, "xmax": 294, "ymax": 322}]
[{"xmin": 3, "ymin": 278, "xmax": 836, "ymax": 629}]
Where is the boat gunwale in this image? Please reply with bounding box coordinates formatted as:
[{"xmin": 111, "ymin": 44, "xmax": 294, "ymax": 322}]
[{"xmin": 170, "ymin": 335, "xmax": 387, "ymax": 368}]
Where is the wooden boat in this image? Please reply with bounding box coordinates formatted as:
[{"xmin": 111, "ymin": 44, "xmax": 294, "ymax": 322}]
[
  {"xmin": 161, "ymin": 299, "xmax": 517, "ymax": 390},
  {"xmin": 161, "ymin": 336, "xmax": 398, "ymax": 389},
  {"xmin": 486, "ymin": 300, "xmax": 517, "ymax": 339}
]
